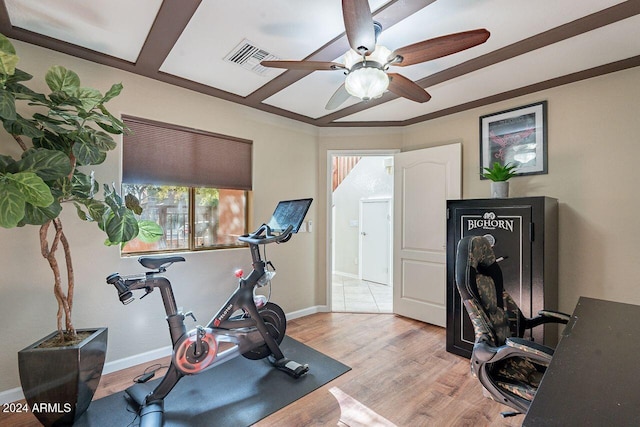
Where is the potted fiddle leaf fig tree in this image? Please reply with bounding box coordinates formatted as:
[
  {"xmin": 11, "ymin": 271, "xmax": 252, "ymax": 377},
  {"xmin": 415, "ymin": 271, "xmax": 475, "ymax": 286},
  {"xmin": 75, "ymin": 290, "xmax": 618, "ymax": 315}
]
[
  {"xmin": 482, "ymin": 161, "xmax": 518, "ymax": 198},
  {"xmin": 0, "ymin": 34, "xmax": 162, "ymax": 425}
]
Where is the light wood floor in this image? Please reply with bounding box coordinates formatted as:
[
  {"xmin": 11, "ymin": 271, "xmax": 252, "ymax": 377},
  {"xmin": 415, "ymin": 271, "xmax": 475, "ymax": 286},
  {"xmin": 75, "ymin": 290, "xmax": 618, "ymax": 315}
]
[{"xmin": 1, "ymin": 313, "xmax": 521, "ymax": 426}]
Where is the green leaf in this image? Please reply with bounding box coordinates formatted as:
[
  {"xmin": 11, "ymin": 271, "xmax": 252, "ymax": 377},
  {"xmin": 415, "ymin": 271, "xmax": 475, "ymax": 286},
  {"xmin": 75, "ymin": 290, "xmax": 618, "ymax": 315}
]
[
  {"xmin": 49, "ymin": 182, "xmax": 66, "ymax": 201},
  {"xmin": 98, "ymin": 105, "xmax": 126, "ymax": 131},
  {"xmin": 5, "ymin": 68, "xmax": 33, "ymax": 84},
  {"xmin": 0, "ymin": 180, "xmax": 26, "ymax": 228},
  {"xmin": 0, "ymin": 154, "xmax": 17, "ymax": 174},
  {"xmin": 136, "ymin": 220, "xmax": 164, "ymax": 243},
  {"xmin": 103, "ymin": 238, "xmax": 119, "ymax": 246},
  {"xmin": 87, "ymin": 199, "xmax": 107, "ymax": 222},
  {"xmin": 103, "ymin": 184, "xmax": 123, "ymax": 211},
  {"xmin": 71, "ymin": 170, "xmax": 98, "ymax": 198},
  {"xmin": 103, "ymin": 207, "xmax": 139, "ymax": 244},
  {"xmin": 45, "ymin": 66, "xmax": 80, "ymax": 95},
  {"xmin": 0, "ymin": 34, "xmax": 19, "ymax": 76},
  {"xmin": 73, "ymin": 202, "xmax": 89, "ymax": 221},
  {"xmin": 89, "ymin": 130, "xmax": 117, "ymax": 151},
  {"xmin": 124, "ymin": 193, "xmax": 142, "ymax": 215},
  {"xmin": 102, "ymin": 82, "xmax": 123, "ymax": 103},
  {"xmin": 33, "ymin": 113, "xmax": 74, "ymax": 135},
  {"xmin": 2, "ymin": 114, "xmax": 44, "ymax": 139},
  {"xmin": 10, "ymin": 82, "xmax": 47, "ymax": 103},
  {"xmin": 16, "ymin": 149, "xmax": 72, "ymax": 181},
  {"xmin": 22, "ymin": 200, "xmax": 62, "ymax": 225},
  {"xmin": 32, "ymin": 129, "xmax": 73, "ymax": 151},
  {"xmin": 4, "ymin": 172, "xmax": 54, "ymax": 207},
  {"xmin": 482, "ymin": 162, "xmax": 518, "ymax": 181},
  {"xmin": 48, "ymin": 90, "xmax": 77, "ymax": 107},
  {"xmin": 0, "ymin": 88, "xmax": 16, "ymax": 120},
  {"xmin": 75, "ymin": 198, "xmax": 106, "ymax": 222},
  {"xmin": 76, "ymin": 87, "xmax": 102, "ymax": 112},
  {"xmin": 96, "ymin": 121, "xmax": 122, "ymax": 134},
  {"xmin": 72, "ymin": 139, "xmax": 105, "ymax": 165}
]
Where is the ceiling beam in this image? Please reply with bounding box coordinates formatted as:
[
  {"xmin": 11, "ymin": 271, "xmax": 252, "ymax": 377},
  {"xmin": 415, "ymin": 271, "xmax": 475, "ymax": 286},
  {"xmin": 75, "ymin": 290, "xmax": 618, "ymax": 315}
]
[{"xmin": 135, "ymin": 0, "xmax": 202, "ymax": 74}]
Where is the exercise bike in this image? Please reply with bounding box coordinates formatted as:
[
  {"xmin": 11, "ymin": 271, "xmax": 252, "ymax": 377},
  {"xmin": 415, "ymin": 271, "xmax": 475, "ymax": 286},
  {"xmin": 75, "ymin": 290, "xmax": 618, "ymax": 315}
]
[{"xmin": 105, "ymin": 198, "xmax": 312, "ymax": 426}]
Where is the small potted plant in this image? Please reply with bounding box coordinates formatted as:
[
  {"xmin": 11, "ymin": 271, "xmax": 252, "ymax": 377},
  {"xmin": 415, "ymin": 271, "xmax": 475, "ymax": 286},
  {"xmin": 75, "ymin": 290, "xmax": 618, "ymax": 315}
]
[
  {"xmin": 482, "ymin": 162, "xmax": 518, "ymax": 198},
  {"xmin": 0, "ymin": 34, "xmax": 162, "ymax": 425}
]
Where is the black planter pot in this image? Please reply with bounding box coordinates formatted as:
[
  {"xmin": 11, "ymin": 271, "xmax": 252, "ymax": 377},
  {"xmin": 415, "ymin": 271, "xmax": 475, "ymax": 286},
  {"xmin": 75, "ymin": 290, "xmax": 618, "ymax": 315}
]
[{"xmin": 18, "ymin": 327, "xmax": 108, "ymax": 426}]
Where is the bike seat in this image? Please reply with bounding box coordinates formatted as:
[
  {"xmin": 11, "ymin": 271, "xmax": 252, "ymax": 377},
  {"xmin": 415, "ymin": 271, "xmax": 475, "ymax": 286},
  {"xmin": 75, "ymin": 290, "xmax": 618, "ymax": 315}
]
[{"xmin": 138, "ymin": 256, "xmax": 186, "ymax": 270}]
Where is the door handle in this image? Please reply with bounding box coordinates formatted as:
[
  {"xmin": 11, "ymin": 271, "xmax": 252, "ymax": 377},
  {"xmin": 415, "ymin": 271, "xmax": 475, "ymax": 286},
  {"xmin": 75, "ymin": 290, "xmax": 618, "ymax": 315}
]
[{"xmin": 361, "ymin": 232, "xmax": 367, "ymax": 236}]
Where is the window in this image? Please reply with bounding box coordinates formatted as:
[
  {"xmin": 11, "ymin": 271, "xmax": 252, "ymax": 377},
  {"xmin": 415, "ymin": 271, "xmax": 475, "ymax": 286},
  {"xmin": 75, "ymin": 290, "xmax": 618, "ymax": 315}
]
[{"xmin": 120, "ymin": 116, "xmax": 251, "ymax": 254}]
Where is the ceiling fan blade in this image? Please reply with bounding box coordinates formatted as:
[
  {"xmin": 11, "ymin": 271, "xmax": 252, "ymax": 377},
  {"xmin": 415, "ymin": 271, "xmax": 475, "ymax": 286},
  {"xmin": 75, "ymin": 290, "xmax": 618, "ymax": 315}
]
[
  {"xmin": 388, "ymin": 73, "xmax": 431, "ymax": 103},
  {"xmin": 260, "ymin": 60, "xmax": 346, "ymax": 71},
  {"xmin": 391, "ymin": 29, "xmax": 490, "ymax": 67},
  {"xmin": 342, "ymin": 0, "xmax": 376, "ymax": 54},
  {"xmin": 326, "ymin": 84, "xmax": 352, "ymax": 110}
]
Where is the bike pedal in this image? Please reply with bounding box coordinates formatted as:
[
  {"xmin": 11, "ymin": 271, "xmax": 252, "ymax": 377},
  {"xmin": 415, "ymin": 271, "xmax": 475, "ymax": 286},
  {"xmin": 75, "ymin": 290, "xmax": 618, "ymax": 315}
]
[
  {"xmin": 293, "ymin": 363, "xmax": 310, "ymax": 378},
  {"xmin": 273, "ymin": 358, "xmax": 309, "ymax": 378}
]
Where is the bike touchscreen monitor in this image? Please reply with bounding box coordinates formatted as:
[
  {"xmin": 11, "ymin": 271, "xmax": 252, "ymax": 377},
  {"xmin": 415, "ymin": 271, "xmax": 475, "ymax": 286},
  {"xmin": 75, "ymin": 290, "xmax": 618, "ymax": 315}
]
[{"xmin": 267, "ymin": 198, "xmax": 312, "ymax": 233}]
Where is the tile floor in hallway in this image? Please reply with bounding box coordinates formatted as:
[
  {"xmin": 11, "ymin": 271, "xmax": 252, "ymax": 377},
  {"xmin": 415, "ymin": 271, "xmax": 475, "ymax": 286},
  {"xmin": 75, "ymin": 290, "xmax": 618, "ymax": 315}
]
[{"xmin": 332, "ymin": 273, "xmax": 392, "ymax": 313}]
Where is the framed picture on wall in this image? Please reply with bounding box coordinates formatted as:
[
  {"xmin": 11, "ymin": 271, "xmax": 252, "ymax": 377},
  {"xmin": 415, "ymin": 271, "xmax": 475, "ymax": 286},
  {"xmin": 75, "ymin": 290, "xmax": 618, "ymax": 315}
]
[{"xmin": 479, "ymin": 101, "xmax": 548, "ymax": 178}]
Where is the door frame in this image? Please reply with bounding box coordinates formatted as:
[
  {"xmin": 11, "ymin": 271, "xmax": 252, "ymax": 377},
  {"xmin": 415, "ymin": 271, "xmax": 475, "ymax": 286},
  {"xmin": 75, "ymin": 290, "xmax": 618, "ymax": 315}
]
[{"xmin": 326, "ymin": 149, "xmax": 399, "ymax": 312}]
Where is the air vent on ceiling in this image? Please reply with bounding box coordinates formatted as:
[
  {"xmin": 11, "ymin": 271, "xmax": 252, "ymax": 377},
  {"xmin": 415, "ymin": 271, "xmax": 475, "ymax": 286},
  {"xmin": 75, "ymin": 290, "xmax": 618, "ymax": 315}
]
[{"xmin": 224, "ymin": 39, "xmax": 278, "ymax": 76}]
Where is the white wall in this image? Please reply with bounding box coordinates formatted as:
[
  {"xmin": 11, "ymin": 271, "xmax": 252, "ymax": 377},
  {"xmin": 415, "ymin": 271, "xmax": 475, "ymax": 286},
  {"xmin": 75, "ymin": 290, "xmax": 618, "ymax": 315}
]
[{"xmin": 0, "ymin": 41, "xmax": 319, "ymax": 393}]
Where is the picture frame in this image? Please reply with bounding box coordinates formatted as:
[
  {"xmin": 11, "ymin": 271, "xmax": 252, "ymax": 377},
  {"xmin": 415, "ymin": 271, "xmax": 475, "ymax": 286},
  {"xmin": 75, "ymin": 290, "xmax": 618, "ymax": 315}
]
[{"xmin": 479, "ymin": 101, "xmax": 547, "ymax": 178}]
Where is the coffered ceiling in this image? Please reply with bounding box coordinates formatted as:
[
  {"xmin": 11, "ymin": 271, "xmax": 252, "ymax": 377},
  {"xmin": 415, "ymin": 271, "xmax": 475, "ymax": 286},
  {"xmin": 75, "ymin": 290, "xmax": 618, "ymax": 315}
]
[{"xmin": 1, "ymin": 0, "xmax": 639, "ymax": 127}]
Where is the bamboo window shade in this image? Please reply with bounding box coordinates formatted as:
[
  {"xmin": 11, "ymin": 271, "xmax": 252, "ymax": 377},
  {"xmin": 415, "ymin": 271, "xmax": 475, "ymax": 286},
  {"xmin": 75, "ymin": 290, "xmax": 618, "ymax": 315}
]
[{"xmin": 122, "ymin": 116, "xmax": 252, "ymax": 190}]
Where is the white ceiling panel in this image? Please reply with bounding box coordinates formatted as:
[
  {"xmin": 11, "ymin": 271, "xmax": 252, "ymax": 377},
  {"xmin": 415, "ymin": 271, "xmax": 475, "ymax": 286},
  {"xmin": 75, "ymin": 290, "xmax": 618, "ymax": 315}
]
[
  {"xmin": 262, "ymin": 67, "xmax": 361, "ymax": 119},
  {"xmin": 5, "ymin": 0, "xmax": 162, "ymax": 62}
]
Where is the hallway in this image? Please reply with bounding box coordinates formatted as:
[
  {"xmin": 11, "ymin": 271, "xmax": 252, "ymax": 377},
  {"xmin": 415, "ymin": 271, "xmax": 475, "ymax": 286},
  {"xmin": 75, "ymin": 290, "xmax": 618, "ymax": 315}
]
[{"xmin": 331, "ymin": 274, "xmax": 392, "ymax": 313}]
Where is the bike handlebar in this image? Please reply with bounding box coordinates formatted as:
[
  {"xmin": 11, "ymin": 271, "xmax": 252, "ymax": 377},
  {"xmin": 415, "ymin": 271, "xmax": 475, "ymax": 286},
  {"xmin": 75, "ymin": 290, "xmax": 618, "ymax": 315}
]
[
  {"xmin": 106, "ymin": 273, "xmax": 134, "ymax": 305},
  {"xmin": 238, "ymin": 224, "xmax": 294, "ymax": 245}
]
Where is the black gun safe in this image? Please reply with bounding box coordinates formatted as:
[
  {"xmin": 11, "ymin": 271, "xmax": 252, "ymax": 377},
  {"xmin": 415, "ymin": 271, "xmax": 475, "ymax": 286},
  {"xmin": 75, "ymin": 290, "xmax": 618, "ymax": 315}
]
[{"xmin": 446, "ymin": 197, "xmax": 558, "ymax": 358}]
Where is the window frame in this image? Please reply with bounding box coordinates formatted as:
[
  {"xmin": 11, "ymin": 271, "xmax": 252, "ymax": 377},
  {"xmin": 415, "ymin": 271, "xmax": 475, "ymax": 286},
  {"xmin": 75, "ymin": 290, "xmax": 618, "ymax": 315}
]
[
  {"xmin": 121, "ymin": 185, "xmax": 250, "ymax": 256},
  {"xmin": 119, "ymin": 115, "xmax": 253, "ymax": 256},
  {"xmin": 186, "ymin": 187, "xmax": 250, "ymax": 252}
]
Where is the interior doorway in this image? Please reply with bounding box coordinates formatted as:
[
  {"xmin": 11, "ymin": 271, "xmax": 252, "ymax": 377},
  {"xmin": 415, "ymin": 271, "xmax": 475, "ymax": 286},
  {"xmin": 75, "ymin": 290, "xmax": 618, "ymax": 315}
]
[{"xmin": 330, "ymin": 153, "xmax": 395, "ymax": 313}]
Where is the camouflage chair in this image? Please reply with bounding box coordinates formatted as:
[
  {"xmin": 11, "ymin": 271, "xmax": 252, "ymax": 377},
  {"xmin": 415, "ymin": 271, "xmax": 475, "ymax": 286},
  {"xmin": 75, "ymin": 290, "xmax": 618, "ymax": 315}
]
[{"xmin": 454, "ymin": 235, "xmax": 569, "ymax": 415}]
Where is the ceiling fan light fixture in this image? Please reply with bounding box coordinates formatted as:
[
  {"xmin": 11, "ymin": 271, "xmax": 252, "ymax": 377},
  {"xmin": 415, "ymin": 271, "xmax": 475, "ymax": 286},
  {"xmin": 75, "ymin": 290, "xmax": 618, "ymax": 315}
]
[
  {"xmin": 343, "ymin": 45, "xmax": 392, "ymax": 69},
  {"xmin": 345, "ymin": 66, "xmax": 389, "ymax": 100}
]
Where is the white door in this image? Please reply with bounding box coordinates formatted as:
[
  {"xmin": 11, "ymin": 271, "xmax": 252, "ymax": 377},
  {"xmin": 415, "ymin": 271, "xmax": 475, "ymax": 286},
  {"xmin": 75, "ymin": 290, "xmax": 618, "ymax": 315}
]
[
  {"xmin": 393, "ymin": 143, "xmax": 461, "ymax": 326},
  {"xmin": 360, "ymin": 199, "xmax": 390, "ymax": 285}
]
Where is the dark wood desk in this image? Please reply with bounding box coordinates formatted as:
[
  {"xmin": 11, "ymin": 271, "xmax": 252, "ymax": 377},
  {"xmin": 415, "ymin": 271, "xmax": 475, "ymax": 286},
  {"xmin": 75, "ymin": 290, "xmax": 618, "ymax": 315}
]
[{"xmin": 523, "ymin": 297, "xmax": 640, "ymax": 426}]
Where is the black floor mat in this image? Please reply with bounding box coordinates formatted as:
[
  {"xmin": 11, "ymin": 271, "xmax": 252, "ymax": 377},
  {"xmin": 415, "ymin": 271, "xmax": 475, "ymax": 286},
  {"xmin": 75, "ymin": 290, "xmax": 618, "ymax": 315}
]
[{"xmin": 75, "ymin": 336, "xmax": 350, "ymax": 426}]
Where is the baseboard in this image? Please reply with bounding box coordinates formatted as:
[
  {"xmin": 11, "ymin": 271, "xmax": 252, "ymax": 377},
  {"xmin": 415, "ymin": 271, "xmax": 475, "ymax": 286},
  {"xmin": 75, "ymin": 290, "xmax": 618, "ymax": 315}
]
[
  {"xmin": 0, "ymin": 387, "xmax": 23, "ymax": 406},
  {"xmin": 0, "ymin": 305, "xmax": 327, "ymax": 404},
  {"xmin": 102, "ymin": 345, "xmax": 173, "ymax": 375},
  {"xmin": 332, "ymin": 271, "xmax": 359, "ymax": 280},
  {"xmin": 286, "ymin": 305, "xmax": 329, "ymax": 319}
]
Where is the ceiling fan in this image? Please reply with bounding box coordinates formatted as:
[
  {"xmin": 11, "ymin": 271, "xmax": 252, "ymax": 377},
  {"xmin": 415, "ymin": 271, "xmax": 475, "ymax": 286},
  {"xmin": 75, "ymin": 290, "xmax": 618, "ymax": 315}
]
[{"xmin": 261, "ymin": 0, "xmax": 490, "ymax": 110}]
